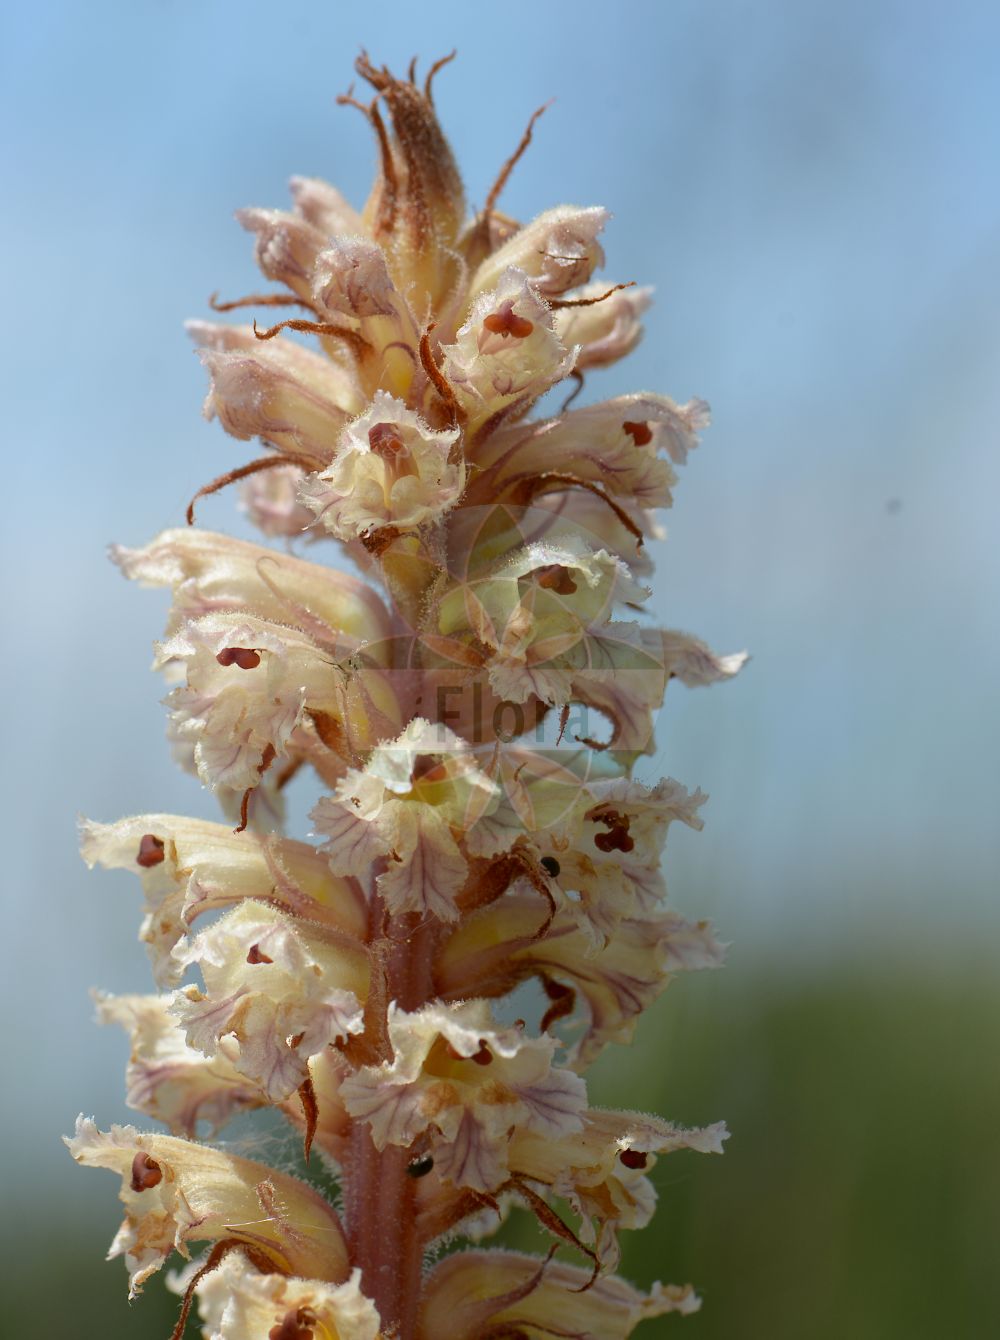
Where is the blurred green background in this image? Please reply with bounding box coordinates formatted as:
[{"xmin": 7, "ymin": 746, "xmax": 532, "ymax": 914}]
[{"xmin": 3, "ymin": 0, "xmax": 999, "ymax": 1336}]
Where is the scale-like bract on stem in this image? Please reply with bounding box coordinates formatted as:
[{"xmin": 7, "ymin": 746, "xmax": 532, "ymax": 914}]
[{"xmin": 68, "ymin": 53, "xmax": 745, "ymax": 1340}]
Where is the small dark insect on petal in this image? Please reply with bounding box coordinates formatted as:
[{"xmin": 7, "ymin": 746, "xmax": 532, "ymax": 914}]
[
  {"xmin": 619, "ymin": 1148, "xmax": 649, "ymax": 1170},
  {"xmin": 216, "ymin": 647, "xmax": 262, "ymax": 670},
  {"xmin": 406, "ymin": 1153, "xmax": 435, "ymax": 1178},
  {"xmin": 130, "ymin": 1151, "xmax": 163, "ymax": 1192},
  {"xmin": 246, "ymin": 943, "xmax": 274, "ymax": 965},
  {"xmin": 540, "ymin": 855, "xmax": 561, "ymax": 877},
  {"xmin": 136, "ymin": 834, "xmax": 165, "ymax": 868}
]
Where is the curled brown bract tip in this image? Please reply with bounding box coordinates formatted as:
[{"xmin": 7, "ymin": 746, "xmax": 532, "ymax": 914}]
[
  {"xmin": 540, "ymin": 976, "xmax": 577, "ymax": 1034},
  {"xmin": 335, "ymin": 84, "xmax": 372, "ymax": 120},
  {"xmin": 484, "ymin": 101, "xmax": 552, "ymax": 220},
  {"xmin": 186, "ymin": 453, "xmax": 317, "ymax": 526},
  {"xmin": 548, "ymin": 282, "xmax": 637, "ymax": 312},
  {"xmin": 235, "ymin": 786, "xmax": 254, "ymax": 835},
  {"xmin": 424, "ymin": 49, "xmax": 457, "ymax": 103},
  {"xmin": 353, "ymin": 50, "xmax": 392, "ymax": 96},
  {"xmin": 503, "ymin": 1176, "xmax": 600, "ymax": 1292},
  {"xmin": 252, "ymin": 316, "xmax": 373, "ymax": 361},
  {"xmin": 209, "ymin": 291, "xmax": 318, "ymax": 316},
  {"xmin": 419, "ymin": 324, "xmax": 465, "ymax": 431},
  {"xmin": 559, "ymin": 368, "xmax": 585, "ymax": 413},
  {"xmin": 298, "ymin": 1073, "xmax": 319, "ymax": 1163},
  {"xmin": 169, "ymin": 1240, "xmax": 287, "ymax": 1340},
  {"xmin": 502, "ymin": 470, "xmax": 644, "ymax": 550},
  {"xmin": 336, "ymin": 87, "xmax": 399, "ymax": 237},
  {"xmin": 234, "ymin": 744, "xmax": 276, "ymax": 835},
  {"xmin": 473, "ymin": 1244, "xmax": 559, "ymax": 1330}
]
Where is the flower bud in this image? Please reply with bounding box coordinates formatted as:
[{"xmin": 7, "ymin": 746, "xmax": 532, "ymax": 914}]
[{"xmin": 469, "ymin": 205, "xmax": 609, "ymax": 300}]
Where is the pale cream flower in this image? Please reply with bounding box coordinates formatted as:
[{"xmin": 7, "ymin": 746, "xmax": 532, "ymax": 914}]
[
  {"xmin": 159, "ymin": 618, "xmax": 307, "ymax": 791},
  {"xmin": 658, "ymin": 627, "xmax": 751, "ymax": 685},
  {"xmin": 190, "ymin": 321, "xmax": 362, "ymax": 463},
  {"xmin": 172, "ymin": 901, "xmax": 367, "ymax": 1102},
  {"xmin": 236, "ymin": 207, "xmax": 332, "ymax": 306},
  {"xmin": 289, "ymin": 174, "xmax": 367, "ymax": 235},
  {"xmin": 65, "ymin": 1117, "xmax": 348, "ymax": 1294},
  {"xmin": 298, "ymin": 390, "xmax": 464, "ymax": 540},
  {"xmin": 436, "ymin": 534, "xmax": 648, "ymax": 710},
  {"xmin": 312, "ymin": 718, "xmax": 496, "ymax": 921},
  {"xmin": 467, "ymin": 204, "xmax": 609, "ymax": 300},
  {"xmin": 437, "ymin": 890, "xmax": 726, "ymax": 1064},
  {"xmin": 418, "ymin": 1250, "xmax": 699, "ymax": 1339},
  {"xmin": 340, "ymin": 1000, "xmax": 586, "ymax": 1192},
  {"xmin": 194, "ymin": 1257, "xmax": 381, "ymax": 1340},
  {"xmin": 312, "ymin": 235, "xmax": 403, "ymax": 320},
  {"xmin": 441, "ymin": 267, "xmax": 577, "ymax": 432},
  {"xmin": 79, "ymin": 813, "xmax": 367, "ymax": 987},
  {"xmin": 547, "ymin": 775, "xmax": 710, "ymax": 934},
  {"xmin": 95, "ymin": 992, "xmax": 266, "ymax": 1136},
  {"xmin": 431, "ymin": 1106, "xmax": 727, "ymax": 1272},
  {"xmin": 468, "ymin": 392, "xmax": 710, "ymax": 519},
  {"xmin": 113, "ymin": 530, "xmax": 405, "ymax": 795},
  {"xmin": 111, "ymin": 526, "xmax": 393, "ymax": 647},
  {"xmin": 553, "ymin": 281, "xmax": 653, "ymax": 369},
  {"xmin": 504, "ymin": 1109, "xmax": 728, "ymax": 1270}
]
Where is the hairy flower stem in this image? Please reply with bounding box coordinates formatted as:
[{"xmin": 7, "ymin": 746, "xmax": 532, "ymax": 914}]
[
  {"xmin": 345, "ymin": 1134, "xmax": 422, "ymax": 1338},
  {"xmin": 345, "ymin": 904, "xmax": 436, "ymax": 1337}
]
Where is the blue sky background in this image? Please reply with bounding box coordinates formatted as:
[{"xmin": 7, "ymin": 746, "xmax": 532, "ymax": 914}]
[{"xmin": 2, "ymin": 0, "xmax": 999, "ymax": 1219}]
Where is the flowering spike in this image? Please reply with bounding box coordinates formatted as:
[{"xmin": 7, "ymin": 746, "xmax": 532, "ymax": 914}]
[{"xmin": 69, "ymin": 52, "xmax": 744, "ymax": 1340}]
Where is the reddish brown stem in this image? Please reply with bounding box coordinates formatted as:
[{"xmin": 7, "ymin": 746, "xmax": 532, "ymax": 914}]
[
  {"xmin": 344, "ymin": 904, "xmax": 439, "ymax": 1338},
  {"xmin": 345, "ymin": 1132, "xmax": 424, "ymax": 1338}
]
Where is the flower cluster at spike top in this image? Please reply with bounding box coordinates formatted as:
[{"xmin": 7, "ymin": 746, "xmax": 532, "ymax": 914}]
[{"xmin": 68, "ymin": 53, "xmax": 747, "ymax": 1340}]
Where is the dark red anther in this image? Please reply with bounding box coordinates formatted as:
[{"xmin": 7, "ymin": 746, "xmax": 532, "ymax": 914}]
[
  {"xmin": 619, "ymin": 1148, "xmax": 649, "ymax": 1170},
  {"xmin": 593, "ymin": 810, "xmax": 635, "ymax": 854},
  {"xmin": 216, "ymin": 647, "xmax": 261, "ymax": 670},
  {"xmin": 594, "ymin": 827, "xmax": 634, "ymax": 853},
  {"xmin": 268, "ymin": 1308, "xmax": 316, "ymax": 1340},
  {"xmin": 136, "ymin": 834, "xmax": 165, "ymax": 868},
  {"xmin": 483, "ymin": 301, "xmax": 534, "ymax": 339},
  {"xmin": 130, "ymin": 1151, "xmax": 163, "ymax": 1192},
  {"xmin": 540, "ymin": 855, "xmax": 561, "ymax": 877},
  {"xmin": 470, "ymin": 1041, "xmax": 493, "ymax": 1066},
  {"xmin": 535, "ymin": 564, "xmax": 578, "ymax": 595},
  {"xmin": 246, "ymin": 943, "xmax": 274, "ymax": 965},
  {"xmin": 623, "ymin": 420, "xmax": 653, "ymax": 446},
  {"xmin": 368, "ymin": 422, "xmax": 408, "ymax": 458}
]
